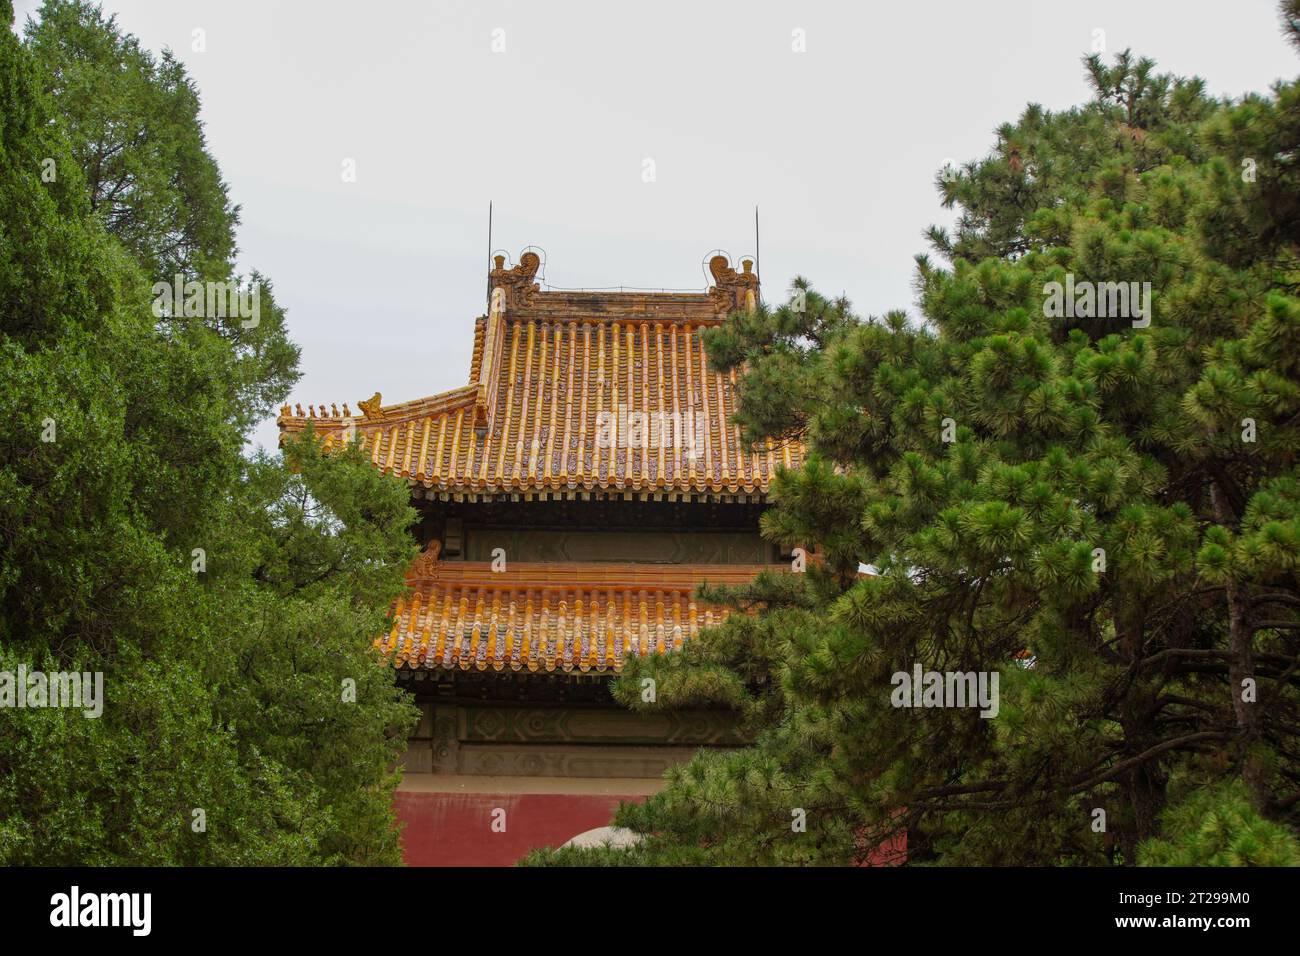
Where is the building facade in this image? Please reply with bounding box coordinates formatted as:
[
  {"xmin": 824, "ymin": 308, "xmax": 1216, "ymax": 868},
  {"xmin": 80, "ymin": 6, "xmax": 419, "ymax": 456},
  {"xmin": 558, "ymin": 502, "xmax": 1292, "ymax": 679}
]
[{"xmin": 279, "ymin": 250, "xmax": 805, "ymax": 864}]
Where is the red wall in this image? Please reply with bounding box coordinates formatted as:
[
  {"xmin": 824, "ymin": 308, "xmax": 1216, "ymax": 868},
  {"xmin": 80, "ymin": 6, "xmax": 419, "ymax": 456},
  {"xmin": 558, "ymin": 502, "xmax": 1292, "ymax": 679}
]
[
  {"xmin": 395, "ymin": 790, "xmax": 640, "ymax": 867},
  {"xmin": 395, "ymin": 790, "xmax": 908, "ymax": 867}
]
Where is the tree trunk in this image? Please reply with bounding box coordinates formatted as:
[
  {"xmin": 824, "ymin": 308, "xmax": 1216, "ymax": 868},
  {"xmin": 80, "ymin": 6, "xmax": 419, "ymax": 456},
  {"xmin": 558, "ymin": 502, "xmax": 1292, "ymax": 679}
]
[{"xmin": 1211, "ymin": 482, "xmax": 1267, "ymax": 810}]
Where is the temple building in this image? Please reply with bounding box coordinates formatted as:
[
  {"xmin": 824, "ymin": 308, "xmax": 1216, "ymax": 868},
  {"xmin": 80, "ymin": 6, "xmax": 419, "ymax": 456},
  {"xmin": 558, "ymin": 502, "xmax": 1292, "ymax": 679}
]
[{"xmin": 278, "ymin": 249, "xmax": 803, "ymax": 865}]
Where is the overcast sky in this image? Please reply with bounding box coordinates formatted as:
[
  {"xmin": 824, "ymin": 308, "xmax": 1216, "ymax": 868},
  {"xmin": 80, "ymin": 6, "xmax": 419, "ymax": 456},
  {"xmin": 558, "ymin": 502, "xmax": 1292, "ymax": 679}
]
[{"xmin": 14, "ymin": 0, "xmax": 1298, "ymax": 453}]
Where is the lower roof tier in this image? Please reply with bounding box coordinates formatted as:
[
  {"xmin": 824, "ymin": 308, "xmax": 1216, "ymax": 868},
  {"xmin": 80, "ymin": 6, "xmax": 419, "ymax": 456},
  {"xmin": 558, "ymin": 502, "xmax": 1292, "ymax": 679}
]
[{"xmin": 379, "ymin": 560, "xmax": 771, "ymax": 674}]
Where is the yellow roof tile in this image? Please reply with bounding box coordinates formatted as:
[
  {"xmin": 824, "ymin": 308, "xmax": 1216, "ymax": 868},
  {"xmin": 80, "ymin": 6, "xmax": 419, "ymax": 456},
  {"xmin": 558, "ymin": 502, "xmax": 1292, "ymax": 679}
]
[
  {"xmin": 279, "ymin": 252, "xmax": 802, "ymax": 499},
  {"xmin": 380, "ymin": 560, "xmax": 768, "ymax": 673}
]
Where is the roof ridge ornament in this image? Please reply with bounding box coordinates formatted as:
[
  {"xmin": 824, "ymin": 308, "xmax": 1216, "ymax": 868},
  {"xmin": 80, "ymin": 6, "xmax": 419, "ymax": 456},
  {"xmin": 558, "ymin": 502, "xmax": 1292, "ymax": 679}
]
[
  {"xmin": 489, "ymin": 251, "xmax": 542, "ymax": 310},
  {"xmin": 409, "ymin": 539, "xmax": 441, "ymax": 579},
  {"xmin": 708, "ymin": 254, "xmax": 760, "ymax": 313},
  {"xmin": 357, "ymin": 391, "xmax": 384, "ymax": 421}
]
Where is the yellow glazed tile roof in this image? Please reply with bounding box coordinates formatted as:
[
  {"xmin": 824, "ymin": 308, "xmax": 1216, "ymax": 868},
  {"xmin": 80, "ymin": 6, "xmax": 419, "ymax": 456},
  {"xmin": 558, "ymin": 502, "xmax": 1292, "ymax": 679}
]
[
  {"xmin": 278, "ymin": 252, "xmax": 803, "ymax": 499},
  {"xmin": 379, "ymin": 557, "xmax": 767, "ymax": 673}
]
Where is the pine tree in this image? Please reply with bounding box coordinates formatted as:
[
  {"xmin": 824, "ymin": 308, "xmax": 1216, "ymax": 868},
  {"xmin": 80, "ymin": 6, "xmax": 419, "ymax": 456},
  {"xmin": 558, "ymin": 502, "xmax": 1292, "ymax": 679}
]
[{"xmin": 533, "ymin": 20, "xmax": 1300, "ymax": 867}]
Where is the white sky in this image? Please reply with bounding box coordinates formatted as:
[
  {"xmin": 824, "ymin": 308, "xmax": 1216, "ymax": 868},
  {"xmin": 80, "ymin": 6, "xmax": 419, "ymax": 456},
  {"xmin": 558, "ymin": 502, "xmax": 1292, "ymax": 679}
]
[{"xmin": 14, "ymin": 0, "xmax": 1298, "ymax": 453}]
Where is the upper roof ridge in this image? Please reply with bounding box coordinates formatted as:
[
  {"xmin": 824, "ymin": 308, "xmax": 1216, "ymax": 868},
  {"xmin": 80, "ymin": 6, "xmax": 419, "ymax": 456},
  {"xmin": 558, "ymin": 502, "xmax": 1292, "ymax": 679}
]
[{"xmin": 486, "ymin": 250, "xmax": 759, "ymax": 320}]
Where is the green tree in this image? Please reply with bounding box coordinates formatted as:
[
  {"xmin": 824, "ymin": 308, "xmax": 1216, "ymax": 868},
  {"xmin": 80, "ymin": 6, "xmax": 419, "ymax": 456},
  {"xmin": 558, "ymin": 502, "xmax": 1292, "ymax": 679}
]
[
  {"xmin": 1, "ymin": 0, "xmax": 417, "ymax": 864},
  {"xmin": 23, "ymin": 0, "xmax": 238, "ymax": 281},
  {"xmin": 533, "ymin": 27, "xmax": 1300, "ymax": 866},
  {"xmin": 1138, "ymin": 778, "xmax": 1300, "ymax": 866}
]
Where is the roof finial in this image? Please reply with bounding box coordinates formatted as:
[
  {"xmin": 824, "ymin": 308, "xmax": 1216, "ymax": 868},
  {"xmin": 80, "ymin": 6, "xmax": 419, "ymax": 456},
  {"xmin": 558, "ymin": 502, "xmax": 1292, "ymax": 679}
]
[{"xmin": 708, "ymin": 253, "xmax": 760, "ymax": 313}]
